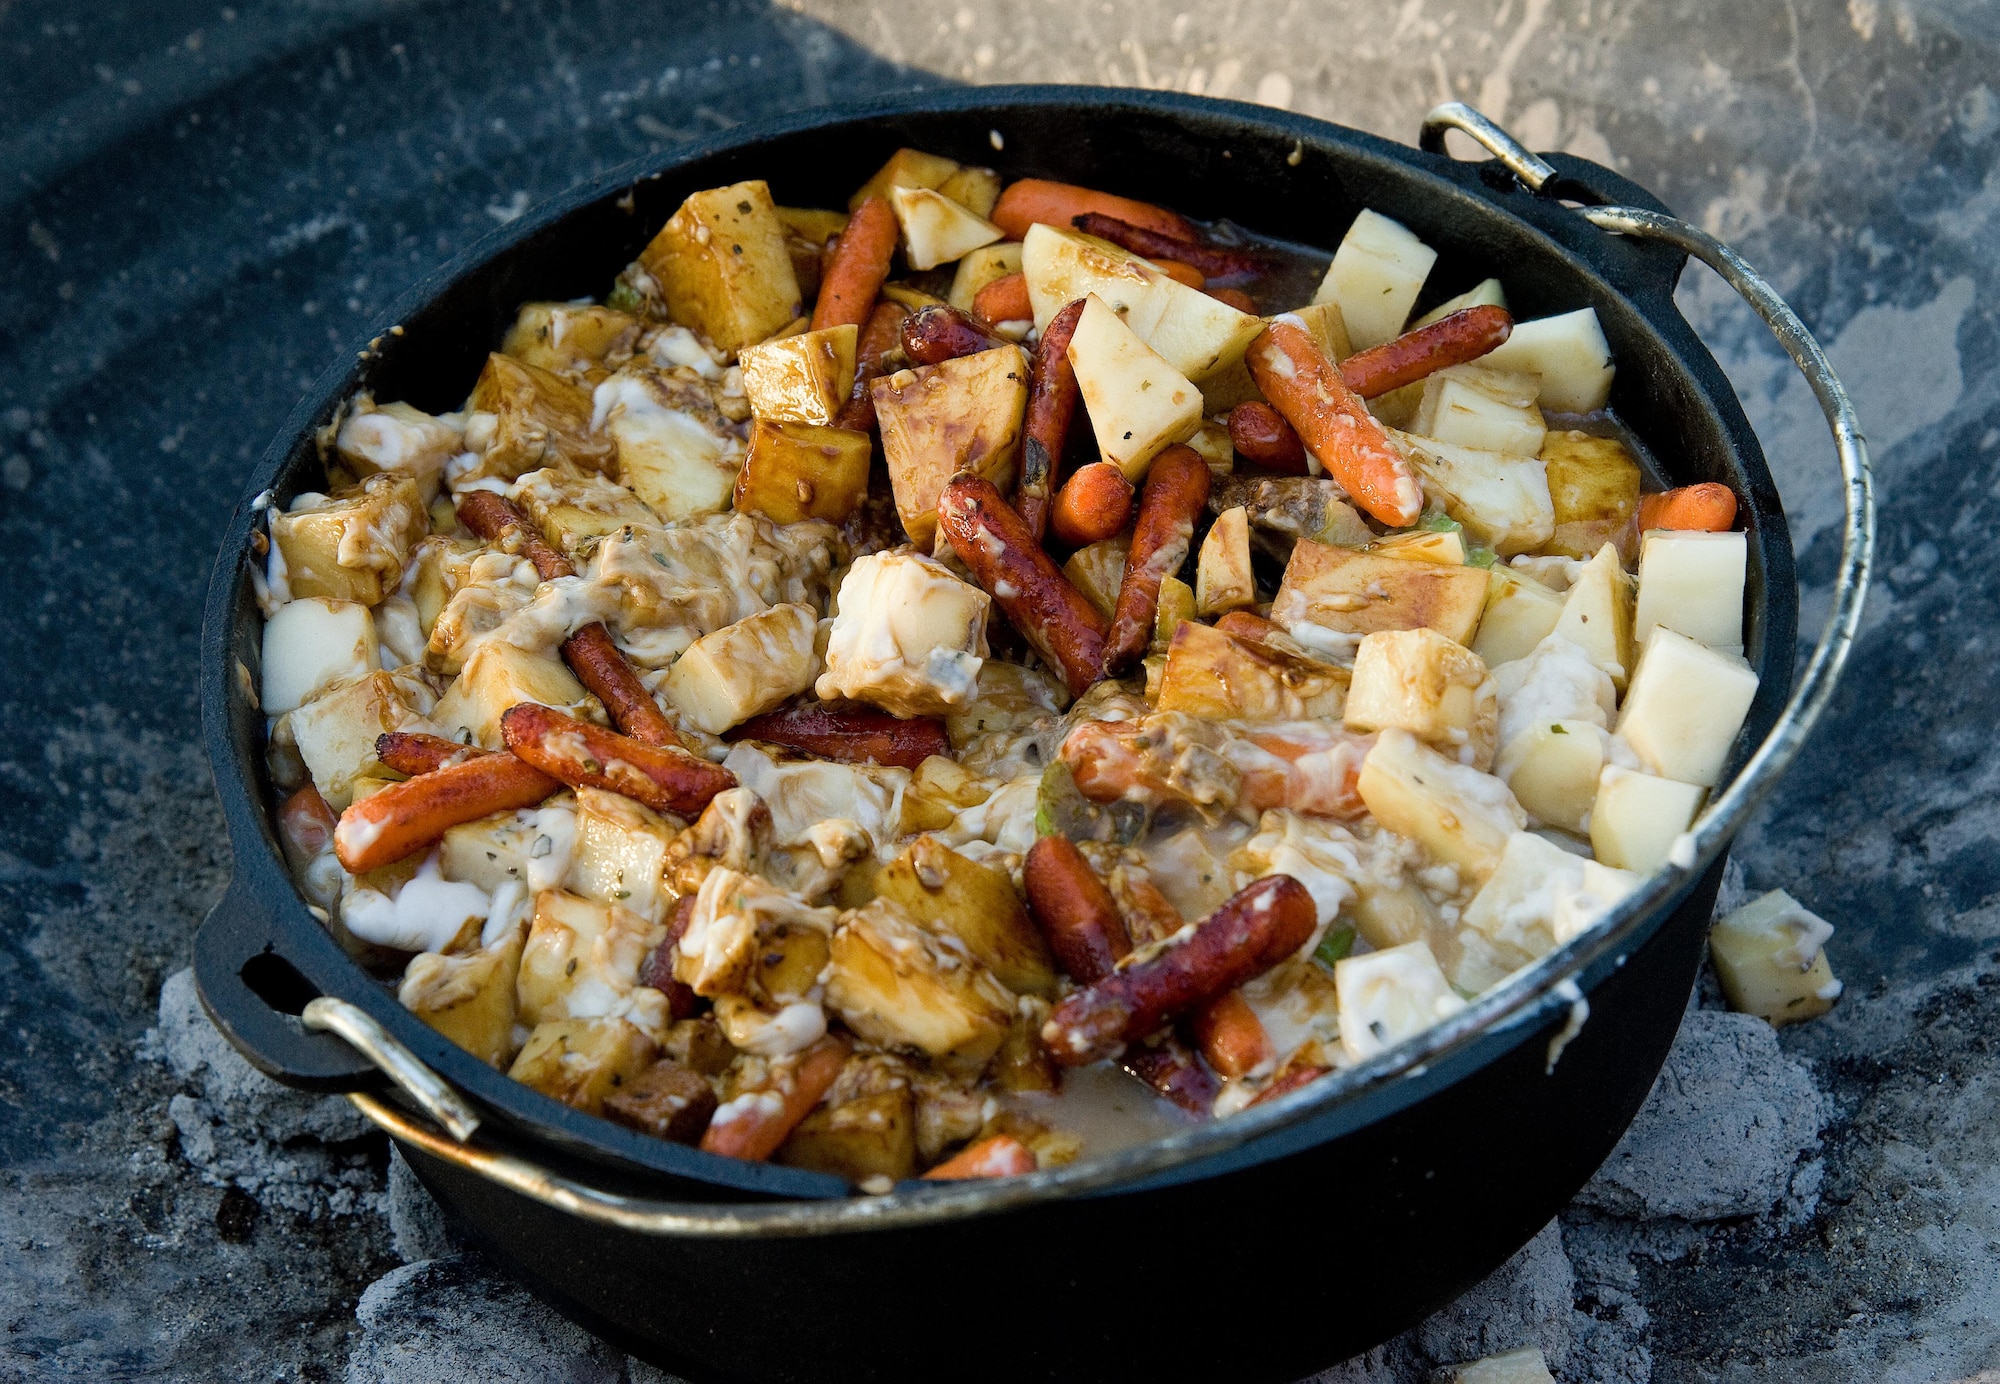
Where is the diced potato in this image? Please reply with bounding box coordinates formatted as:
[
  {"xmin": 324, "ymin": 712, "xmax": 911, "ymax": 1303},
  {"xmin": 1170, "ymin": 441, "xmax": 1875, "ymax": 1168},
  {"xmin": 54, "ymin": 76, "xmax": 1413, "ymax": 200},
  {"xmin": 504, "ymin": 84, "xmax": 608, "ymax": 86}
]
[
  {"xmin": 1312, "ymin": 209, "xmax": 1437, "ymax": 350},
  {"xmin": 399, "ymin": 927, "xmax": 525, "ymax": 1068},
  {"xmin": 665, "ymin": 603, "xmax": 820, "ymax": 735},
  {"xmin": 1710, "ymin": 889, "xmax": 1842, "ymax": 1026},
  {"xmin": 1344, "ymin": 628, "xmax": 1498, "ymax": 770},
  {"xmin": 889, "ymin": 185, "xmax": 1003, "ymax": 272},
  {"xmin": 1198, "ymin": 356, "xmax": 1262, "ymax": 415},
  {"xmin": 1551, "ymin": 543, "xmax": 1634, "ymax": 689},
  {"xmin": 1494, "ymin": 719, "xmax": 1606, "ymax": 833},
  {"xmin": 873, "ymin": 345, "xmax": 1030, "ymax": 547},
  {"xmin": 778, "ymin": 1086, "xmax": 918, "ymax": 1182},
  {"xmin": 272, "ymin": 476, "xmax": 428, "ymax": 607},
  {"xmin": 1542, "ymin": 430, "xmax": 1642, "ymax": 559},
  {"xmin": 1548, "ymin": 858, "xmax": 1641, "ymax": 946},
  {"xmin": 1477, "ymin": 307, "xmax": 1615, "ymax": 413},
  {"xmin": 738, "ymin": 324, "xmax": 858, "ymax": 425},
  {"xmin": 1356, "ymin": 729, "xmax": 1526, "ymax": 886},
  {"xmin": 1348, "ymin": 875, "xmax": 1443, "ymax": 952},
  {"xmin": 1147, "ymin": 279, "xmax": 1266, "ymax": 384},
  {"xmin": 423, "ymin": 580, "xmax": 530, "ymax": 677},
  {"xmin": 1615, "ymin": 628, "xmax": 1759, "ymax": 787},
  {"xmin": 638, "ymin": 180, "xmax": 803, "ymax": 355},
  {"xmin": 466, "ymin": 352, "xmax": 618, "ymax": 482},
  {"xmin": 1196, "ymin": 505, "xmax": 1256, "ymax": 615},
  {"xmin": 942, "ymin": 660, "xmax": 1069, "ymax": 752},
  {"xmin": 502, "ymin": 302, "xmax": 643, "ymax": 377},
  {"xmin": 1022, "ymin": 225, "xmax": 1258, "ymax": 381},
  {"xmin": 850, "ymin": 147, "xmax": 963, "ymax": 209},
  {"xmin": 948, "ymin": 241, "xmax": 1024, "ymax": 312},
  {"xmin": 1470, "ymin": 566, "xmax": 1565, "ymax": 667},
  {"xmin": 874, "ymin": 836, "xmax": 1057, "ymax": 998},
  {"xmin": 826, "ymin": 897, "xmax": 1015, "ymax": 1069},
  {"xmin": 1634, "ymin": 529, "xmax": 1746, "ymax": 651},
  {"xmin": 439, "ymin": 799, "xmax": 571, "ymax": 895},
  {"xmin": 406, "ymin": 537, "xmax": 490, "ymax": 639},
  {"xmin": 992, "ymin": 1003, "xmax": 1060, "ymax": 1094},
  {"xmin": 1068, "ymin": 294, "xmax": 1205, "ymax": 480},
  {"xmin": 675, "ymin": 867, "xmax": 839, "ymax": 999},
  {"xmin": 937, "ymin": 165, "xmax": 1003, "ymax": 219},
  {"xmin": 1334, "ymin": 940, "xmax": 1466, "ymax": 1061},
  {"xmin": 733, "ymin": 420, "xmax": 872, "ymax": 525},
  {"xmin": 602, "ymin": 1057, "xmax": 719, "ymax": 1144},
  {"xmin": 1152, "ymin": 573, "xmax": 1197, "ymax": 655},
  {"xmin": 512, "ymin": 466, "xmax": 657, "ymax": 559},
  {"xmin": 507, "ymin": 1016, "xmax": 659, "ymax": 1116},
  {"xmin": 1371, "ymin": 528, "xmax": 1466, "ymax": 566},
  {"xmin": 1366, "ymin": 378, "xmax": 1427, "ymax": 431},
  {"xmin": 1211, "ymin": 475, "xmax": 1376, "ymax": 561},
  {"xmin": 432, "ymin": 640, "xmax": 598, "ymax": 749},
  {"xmin": 517, "ymin": 888, "xmax": 666, "ymax": 1030},
  {"xmin": 591, "ymin": 366, "xmax": 746, "ymax": 522},
  {"xmin": 1410, "ymin": 364, "xmax": 1548, "ymax": 457},
  {"xmin": 1270, "ymin": 540, "xmax": 1490, "ymax": 646},
  {"xmin": 289, "ymin": 669, "xmax": 437, "ymax": 810},
  {"xmin": 1290, "ymin": 300, "xmax": 1353, "ymax": 364},
  {"xmin": 335, "ymin": 400, "xmax": 460, "ymax": 502},
  {"xmin": 1186, "ymin": 418, "xmax": 1235, "ymax": 476},
  {"xmin": 1062, "ymin": 539, "xmax": 1129, "ymax": 621},
  {"xmin": 777, "ymin": 206, "xmax": 850, "ymax": 244},
  {"xmin": 1412, "ymin": 277, "xmax": 1507, "ymax": 331},
  {"xmin": 1590, "ymin": 764, "xmax": 1705, "ymax": 873},
  {"xmin": 817, "ymin": 551, "xmax": 991, "ymax": 717},
  {"xmin": 1395, "ymin": 433, "xmax": 1554, "ymax": 557},
  {"xmin": 261, "ymin": 597, "xmax": 378, "ymax": 715},
  {"xmin": 1155, "ymin": 621, "xmax": 1349, "ymax": 721},
  {"xmin": 568, "ymin": 787, "xmax": 678, "ymax": 923},
  {"xmin": 1451, "ymin": 1346, "xmax": 1557, "ymax": 1384},
  {"xmin": 1460, "ymin": 830, "xmax": 1581, "ymax": 966}
]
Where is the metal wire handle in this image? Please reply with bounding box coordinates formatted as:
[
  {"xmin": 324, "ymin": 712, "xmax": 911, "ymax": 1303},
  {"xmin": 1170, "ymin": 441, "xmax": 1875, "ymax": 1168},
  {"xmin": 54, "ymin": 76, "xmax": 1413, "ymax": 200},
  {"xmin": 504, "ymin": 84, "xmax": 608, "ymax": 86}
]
[{"xmin": 333, "ymin": 102, "xmax": 1874, "ymax": 1238}]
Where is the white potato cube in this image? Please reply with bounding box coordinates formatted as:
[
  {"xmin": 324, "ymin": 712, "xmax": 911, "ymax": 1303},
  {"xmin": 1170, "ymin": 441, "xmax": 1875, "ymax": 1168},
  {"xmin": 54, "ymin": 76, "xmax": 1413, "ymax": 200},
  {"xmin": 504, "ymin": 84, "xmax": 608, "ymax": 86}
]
[
  {"xmin": 1410, "ymin": 364, "xmax": 1548, "ymax": 458},
  {"xmin": 1396, "ymin": 433, "xmax": 1554, "ymax": 556},
  {"xmin": 1068, "ymin": 293, "xmax": 1204, "ymax": 481},
  {"xmin": 1493, "ymin": 633, "xmax": 1616, "ymax": 759},
  {"xmin": 501, "ymin": 301, "xmax": 642, "ymax": 377},
  {"xmin": 271, "ymin": 476, "xmax": 429, "ymax": 606},
  {"xmin": 1289, "ymin": 300, "xmax": 1353, "ymax": 364},
  {"xmin": 1590, "ymin": 764, "xmax": 1706, "ymax": 873},
  {"xmin": 1370, "ymin": 528, "xmax": 1467, "ymax": 566},
  {"xmin": 1494, "ymin": 719, "xmax": 1607, "ymax": 833},
  {"xmin": 948, "ymin": 241, "xmax": 1023, "ymax": 311},
  {"xmin": 1145, "ymin": 278, "xmax": 1265, "ymax": 383},
  {"xmin": 1412, "ymin": 277, "xmax": 1508, "ymax": 331},
  {"xmin": 663, "ymin": 603, "xmax": 819, "ymax": 735},
  {"xmin": 737, "ymin": 324, "xmax": 858, "ymax": 425},
  {"xmin": 1314, "ymin": 209, "xmax": 1437, "ymax": 350},
  {"xmin": 1549, "ymin": 859, "xmax": 1641, "ymax": 945},
  {"xmin": 1452, "ymin": 1346, "xmax": 1556, "ymax": 1384},
  {"xmin": 1477, "ymin": 308, "xmax": 1615, "ymax": 413},
  {"xmin": 590, "ymin": 367, "xmax": 743, "ymax": 522},
  {"xmin": 826, "ymin": 896, "xmax": 1014, "ymax": 1068},
  {"xmin": 289, "ymin": 670, "xmax": 438, "ymax": 810},
  {"xmin": 512, "ymin": 466, "xmax": 657, "ymax": 559},
  {"xmin": 849, "ymin": 147, "xmax": 964, "ymax": 209},
  {"xmin": 889, "ymin": 185, "xmax": 1003, "ymax": 271},
  {"xmin": 1335, "ymin": 940, "xmax": 1467, "ymax": 1062},
  {"xmin": 568, "ymin": 788, "xmax": 678, "ymax": 924},
  {"xmin": 1356, "ymin": 729, "xmax": 1526, "ymax": 886},
  {"xmin": 439, "ymin": 802, "xmax": 571, "ymax": 895},
  {"xmin": 518, "ymin": 888, "xmax": 666, "ymax": 1033},
  {"xmin": 1710, "ymin": 889, "xmax": 1842, "ymax": 1026},
  {"xmin": 937, "ymin": 166, "xmax": 1003, "ymax": 219},
  {"xmin": 1196, "ymin": 505, "xmax": 1256, "ymax": 615},
  {"xmin": 1345, "ymin": 628, "xmax": 1499, "ymax": 771},
  {"xmin": 1022, "ymin": 223, "xmax": 1166, "ymax": 336},
  {"xmin": 1634, "ymin": 529, "xmax": 1746, "ymax": 651},
  {"xmin": 1471, "ymin": 566, "xmax": 1566, "ymax": 667},
  {"xmin": 1551, "ymin": 543, "xmax": 1634, "ymax": 689},
  {"xmin": 432, "ymin": 640, "xmax": 598, "ymax": 750},
  {"xmin": 816, "ymin": 551, "xmax": 991, "ymax": 718},
  {"xmin": 261, "ymin": 598, "xmax": 379, "ymax": 715},
  {"xmin": 1615, "ymin": 628, "xmax": 1759, "ymax": 787},
  {"xmin": 1462, "ymin": 829, "xmax": 1583, "ymax": 964},
  {"xmin": 335, "ymin": 400, "xmax": 461, "ymax": 501}
]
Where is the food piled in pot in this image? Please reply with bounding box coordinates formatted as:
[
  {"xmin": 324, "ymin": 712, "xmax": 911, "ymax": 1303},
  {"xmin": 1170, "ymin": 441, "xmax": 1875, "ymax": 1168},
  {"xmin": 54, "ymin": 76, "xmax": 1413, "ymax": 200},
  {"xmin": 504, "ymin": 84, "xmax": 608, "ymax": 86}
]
[{"xmin": 256, "ymin": 146, "xmax": 1773, "ymax": 1190}]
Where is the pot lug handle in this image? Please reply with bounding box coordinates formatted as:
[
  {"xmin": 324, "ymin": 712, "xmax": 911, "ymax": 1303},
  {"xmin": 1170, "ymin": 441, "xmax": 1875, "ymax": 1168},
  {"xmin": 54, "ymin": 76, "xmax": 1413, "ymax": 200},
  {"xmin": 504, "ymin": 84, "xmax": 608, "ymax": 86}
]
[
  {"xmin": 303, "ymin": 997, "xmax": 483, "ymax": 1141},
  {"xmin": 192, "ymin": 875, "xmax": 380, "ymax": 1091}
]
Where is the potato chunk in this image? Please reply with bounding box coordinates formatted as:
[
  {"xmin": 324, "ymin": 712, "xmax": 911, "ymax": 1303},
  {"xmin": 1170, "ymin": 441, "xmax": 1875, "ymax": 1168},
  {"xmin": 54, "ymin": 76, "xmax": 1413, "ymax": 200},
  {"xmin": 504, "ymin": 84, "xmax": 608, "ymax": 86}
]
[
  {"xmin": 1155, "ymin": 621, "xmax": 1349, "ymax": 721},
  {"xmin": 777, "ymin": 1083, "xmax": 917, "ymax": 1183},
  {"xmin": 439, "ymin": 796, "xmax": 575, "ymax": 896},
  {"xmin": 1614, "ymin": 628, "xmax": 1759, "ymax": 787},
  {"xmin": 516, "ymin": 889, "xmax": 667, "ymax": 1033},
  {"xmin": 1542, "ymin": 430, "xmax": 1642, "ymax": 559},
  {"xmin": 816, "ymin": 550, "xmax": 990, "ymax": 717},
  {"xmin": 399, "ymin": 927, "xmax": 525, "ymax": 1068},
  {"xmin": 1477, "ymin": 308, "xmax": 1615, "ymax": 413},
  {"xmin": 738, "ymin": 324, "xmax": 858, "ymax": 425},
  {"xmin": 272, "ymin": 476, "xmax": 428, "ymax": 607},
  {"xmin": 502, "ymin": 302, "xmax": 643, "ymax": 378},
  {"xmin": 1589, "ymin": 765, "xmax": 1705, "ymax": 874},
  {"xmin": 511, "ymin": 465, "xmax": 657, "ymax": 559},
  {"xmin": 1470, "ymin": 566, "xmax": 1565, "ymax": 667},
  {"xmin": 948, "ymin": 241, "xmax": 1023, "ymax": 312},
  {"xmin": 850, "ymin": 147, "xmax": 964, "ymax": 208},
  {"xmin": 465, "ymin": 352, "xmax": 618, "ymax": 483},
  {"xmin": 664, "ymin": 602, "xmax": 820, "ymax": 735},
  {"xmin": 1334, "ymin": 940, "xmax": 1465, "ymax": 1062},
  {"xmin": 1710, "ymin": 889, "xmax": 1842, "ymax": 1026},
  {"xmin": 568, "ymin": 788, "xmax": 678, "ymax": 924},
  {"xmin": 1344, "ymin": 628, "xmax": 1498, "ymax": 771},
  {"xmin": 873, "ymin": 345, "xmax": 1029, "ymax": 547},
  {"xmin": 873, "ymin": 835, "xmax": 1057, "ymax": 999},
  {"xmin": 1412, "ymin": 277, "xmax": 1507, "ymax": 331},
  {"xmin": 889, "ymin": 185, "xmax": 1003, "ymax": 271},
  {"xmin": 1410, "ymin": 364, "xmax": 1547, "ymax": 458},
  {"xmin": 335, "ymin": 400, "xmax": 461, "ymax": 502},
  {"xmin": 1313, "ymin": 209, "xmax": 1437, "ymax": 351},
  {"xmin": 1452, "ymin": 1347, "xmax": 1557, "ymax": 1384},
  {"xmin": 1395, "ymin": 433, "xmax": 1554, "ymax": 557},
  {"xmin": 1270, "ymin": 540, "xmax": 1490, "ymax": 647},
  {"xmin": 289, "ymin": 669, "xmax": 438, "ymax": 810},
  {"xmin": 1068, "ymin": 293, "xmax": 1204, "ymax": 481},
  {"xmin": 733, "ymin": 420, "xmax": 872, "ymax": 525},
  {"xmin": 1062, "ymin": 539, "xmax": 1128, "ymax": 621},
  {"xmin": 1634, "ymin": 529, "xmax": 1746, "ymax": 652},
  {"xmin": 1551, "ymin": 543, "xmax": 1634, "ymax": 690},
  {"xmin": 431, "ymin": 639, "xmax": 598, "ymax": 749},
  {"xmin": 638, "ymin": 180, "xmax": 802, "ymax": 355},
  {"xmin": 507, "ymin": 1017, "xmax": 659, "ymax": 1116},
  {"xmin": 1196, "ymin": 505, "xmax": 1256, "ymax": 616},
  {"xmin": 1493, "ymin": 719, "xmax": 1606, "ymax": 833},
  {"xmin": 1355, "ymin": 729, "xmax": 1526, "ymax": 886},
  {"xmin": 591, "ymin": 365, "xmax": 745, "ymax": 522},
  {"xmin": 261, "ymin": 597, "xmax": 378, "ymax": 715},
  {"xmin": 603, "ymin": 1058, "xmax": 719, "ymax": 1144},
  {"xmin": 826, "ymin": 897, "xmax": 1014, "ymax": 1069}
]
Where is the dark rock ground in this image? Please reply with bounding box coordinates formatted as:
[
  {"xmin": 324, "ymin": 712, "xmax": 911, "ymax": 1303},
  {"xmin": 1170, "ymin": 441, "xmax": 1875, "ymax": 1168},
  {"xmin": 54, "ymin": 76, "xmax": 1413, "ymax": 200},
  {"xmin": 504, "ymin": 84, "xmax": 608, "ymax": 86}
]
[{"xmin": 2, "ymin": 1, "xmax": 1996, "ymax": 1379}]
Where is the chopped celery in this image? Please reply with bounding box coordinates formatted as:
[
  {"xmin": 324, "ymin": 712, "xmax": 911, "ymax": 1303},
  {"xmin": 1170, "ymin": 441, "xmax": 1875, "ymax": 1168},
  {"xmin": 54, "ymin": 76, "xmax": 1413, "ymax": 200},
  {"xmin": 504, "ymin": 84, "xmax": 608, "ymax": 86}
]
[
  {"xmin": 1467, "ymin": 545, "xmax": 1496, "ymax": 569},
  {"xmin": 1314, "ymin": 924, "xmax": 1357, "ymax": 968},
  {"xmin": 1419, "ymin": 509, "xmax": 1464, "ymax": 535}
]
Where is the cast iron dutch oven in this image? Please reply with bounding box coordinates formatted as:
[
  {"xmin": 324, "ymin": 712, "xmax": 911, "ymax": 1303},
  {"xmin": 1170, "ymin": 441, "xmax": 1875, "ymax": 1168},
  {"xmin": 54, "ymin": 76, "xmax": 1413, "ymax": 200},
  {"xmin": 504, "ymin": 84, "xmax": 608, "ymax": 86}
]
[{"xmin": 192, "ymin": 87, "xmax": 1872, "ymax": 1383}]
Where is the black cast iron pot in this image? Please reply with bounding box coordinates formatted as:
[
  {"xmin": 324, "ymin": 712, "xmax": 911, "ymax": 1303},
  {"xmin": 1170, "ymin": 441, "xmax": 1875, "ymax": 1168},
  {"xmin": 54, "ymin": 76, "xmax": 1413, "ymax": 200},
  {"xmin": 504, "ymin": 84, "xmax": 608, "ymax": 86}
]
[{"xmin": 193, "ymin": 87, "xmax": 1871, "ymax": 1384}]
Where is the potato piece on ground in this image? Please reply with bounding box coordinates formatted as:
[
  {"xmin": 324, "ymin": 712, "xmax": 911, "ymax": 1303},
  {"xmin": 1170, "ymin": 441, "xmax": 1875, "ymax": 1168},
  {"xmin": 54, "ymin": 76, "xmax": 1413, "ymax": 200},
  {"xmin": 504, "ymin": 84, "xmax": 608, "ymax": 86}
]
[{"xmin": 1710, "ymin": 889, "xmax": 1841, "ymax": 1026}]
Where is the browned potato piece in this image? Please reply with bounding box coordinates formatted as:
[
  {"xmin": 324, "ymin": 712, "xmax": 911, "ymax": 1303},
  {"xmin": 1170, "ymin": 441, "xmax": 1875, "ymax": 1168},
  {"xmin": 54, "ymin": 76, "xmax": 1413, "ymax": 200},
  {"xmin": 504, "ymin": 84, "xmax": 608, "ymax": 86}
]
[
  {"xmin": 1541, "ymin": 429, "xmax": 1643, "ymax": 560},
  {"xmin": 502, "ymin": 302, "xmax": 643, "ymax": 378},
  {"xmin": 568, "ymin": 787, "xmax": 678, "ymax": 925},
  {"xmin": 398, "ymin": 927, "xmax": 525, "ymax": 1069},
  {"xmin": 739, "ymin": 325, "xmax": 858, "ymax": 425},
  {"xmin": 407, "ymin": 535, "xmax": 484, "ymax": 637},
  {"xmin": 1154, "ymin": 621, "xmax": 1349, "ymax": 721},
  {"xmin": 664, "ymin": 1014, "xmax": 738, "ymax": 1077},
  {"xmin": 507, "ymin": 1017, "xmax": 660, "ymax": 1116},
  {"xmin": 873, "ymin": 836, "xmax": 1058, "ymax": 999},
  {"xmin": 1062, "ymin": 539, "xmax": 1128, "ymax": 622},
  {"xmin": 1269, "ymin": 540, "xmax": 1489, "ymax": 646},
  {"xmin": 271, "ymin": 475, "xmax": 428, "ymax": 607},
  {"xmin": 992, "ymin": 1000, "xmax": 1059, "ymax": 1094},
  {"xmin": 849, "ymin": 147, "xmax": 963, "ymax": 209},
  {"xmin": 776, "ymin": 1087, "xmax": 918, "ymax": 1183},
  {"xmin": 826, "ymin": 898, "xmax": 1014, "ymax": 1070},
  {"xmin": 512, "ymin": 466, "xmax": 658, "ymax": 559},
  {"xmin": 638, "ymin": 180, "xmax": 803, "ymax": 355},
  {"xmin": 733, "ymin": 421, "xmax": 873, "ymax": 525},
  {"xmin": 466, "ymin": 352, "xmax": 617, "ymax": 483},
  {"xmin": 872, "ymin": 345, "xmax": 1029, "ymax": 548},
  {"xmin": 602, "ymin": 1058, "xmax": 719, "ymax": 1144}
]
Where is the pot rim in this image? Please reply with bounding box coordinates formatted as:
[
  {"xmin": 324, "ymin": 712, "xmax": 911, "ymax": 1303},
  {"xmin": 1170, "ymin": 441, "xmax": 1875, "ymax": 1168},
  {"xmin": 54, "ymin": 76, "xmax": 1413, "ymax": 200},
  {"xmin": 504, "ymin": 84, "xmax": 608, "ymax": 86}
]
[{"xmin": 198, "ymin": 85, "xmax": 1872, "ymax": 1233}]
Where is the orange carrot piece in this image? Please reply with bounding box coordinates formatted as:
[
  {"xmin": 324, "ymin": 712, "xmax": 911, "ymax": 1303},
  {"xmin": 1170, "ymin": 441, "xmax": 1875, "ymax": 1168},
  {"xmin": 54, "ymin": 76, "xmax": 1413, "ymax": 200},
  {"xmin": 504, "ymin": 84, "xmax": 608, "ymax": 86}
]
[
  {"xmin": 333, "ymin": 753, "xmax": 561, "ymax": 872},
  {"xmin": 811, "ymin": 196, "xmax": 899, "ymax": 332},
  {"xmin": 1638, "ymin": 482, "xmax": 1737, "ymax": 532},
  {"xmin": 276, "ymin": 784, "xmax": 339, "ymax": 872},
  {"xmin": 832, "ymin": 299, "xmax": 908, "ymax": 432},
  {"xmin": 991, "ymin": 178, "xmax": 1192, "ymax": 243},
  {"xmin": 972, "ymin": 271, "xmax": 1033, "ymax": 325},
  {"xmin": 500, "ymin": 703, "xmax": 735, "ymax": 818},
  {"xmin": 1148, "ymin": 258, "xmax": 1206, "ymax": 289},
  {"xmin": 922, "ymin": 1134, "xmax": 1038, "ymax": 1180},
  {"xmin": 699, "ymin": 1036, "xmax": 850, "ymax": 1161},
  {"xmin": 1049, "ymin": 461, "xmax": 1135, "ymax": 547},
  {"xmin": 1247, "ymin": 1063, "xmax": 1331, "ymax": 1107},
  {"xmin": 1191, "ymin": 991, "xmax": 1274, "ymax": 1079},
  {"xmin": 1246, "ymin": 319, "xmax": 1424, "ymax": 527},
  {"xmin": 1206, "ymin": 285, "xmax": 1258, "ymax": 313}
]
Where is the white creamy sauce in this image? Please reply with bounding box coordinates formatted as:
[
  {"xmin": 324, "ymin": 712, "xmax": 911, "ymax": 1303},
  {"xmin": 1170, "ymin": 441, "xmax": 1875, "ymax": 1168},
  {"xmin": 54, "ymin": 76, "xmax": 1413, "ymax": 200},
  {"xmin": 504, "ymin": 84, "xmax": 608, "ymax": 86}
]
[{"xmin": 343, "ymin": 853, "xmax": 491, "ymax": 952}]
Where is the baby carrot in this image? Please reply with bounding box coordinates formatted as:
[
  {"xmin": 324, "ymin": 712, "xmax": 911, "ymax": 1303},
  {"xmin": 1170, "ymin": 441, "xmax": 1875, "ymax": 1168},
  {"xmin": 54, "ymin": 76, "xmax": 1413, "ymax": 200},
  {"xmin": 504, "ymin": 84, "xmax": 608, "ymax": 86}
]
[
  {"xmin": 700, "ymin": 1036, "xmax": 850, "ymax": 1162},
  {"xmin": 1148, "ymin": 258, "xmax": 1206, "ymax": 289},
  {"xmin": 923, "ymin": 1134, "xmax": 1037, "ymax": 1180},
  {"xmin": 1638, "ymin": 482, "xmax": 1737, "ymax": 532},
  {"xmin": 811, "ymin": 196, "xmax": 899, "ymax": 332},
  {"xmin": 972, "ymin": 271, "xmax": 1033, "ymax": 325},
  {"xmin": 991, "ymin": 178, "xmax": 1192, "ymax": 243},
  {"xmin": 1190, "ymin": 991, "xmax": 1274, "ymax": 1079}
]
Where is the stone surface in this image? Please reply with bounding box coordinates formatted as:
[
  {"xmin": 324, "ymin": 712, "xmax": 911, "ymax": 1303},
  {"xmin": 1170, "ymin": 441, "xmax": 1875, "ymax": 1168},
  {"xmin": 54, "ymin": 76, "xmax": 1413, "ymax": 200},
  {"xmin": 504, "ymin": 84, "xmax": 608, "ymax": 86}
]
[
  {"xmin": 2, "ymin": 0, "xmax": 1998, "ymax": 1381},
  {"xmin": 346, "ymin": 1256, "xmax": 626, "ymax": 1384}
]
